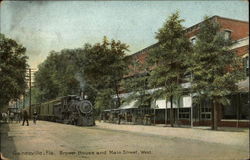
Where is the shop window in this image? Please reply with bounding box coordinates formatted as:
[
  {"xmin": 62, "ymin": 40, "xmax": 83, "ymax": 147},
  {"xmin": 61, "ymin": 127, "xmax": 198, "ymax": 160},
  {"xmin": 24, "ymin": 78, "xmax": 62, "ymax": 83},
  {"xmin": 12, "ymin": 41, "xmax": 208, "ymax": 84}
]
[
  {"xmin": 200, "ymin": 100, "xmax": 211, "ymax": 120},
  {"xmin": 222, "ymin": 93, "xmax": 249, "ymax": 120},
  {"xmin": 222, "ymin": 95, "xmax": 237, "ymax": 119},
  {"xmin": 179, "ymin": 108, "xmax": 190, "ymax": 119},
  {"xmin": 240, "ymin": 93, "xmax": 249, "ymax": 120}
]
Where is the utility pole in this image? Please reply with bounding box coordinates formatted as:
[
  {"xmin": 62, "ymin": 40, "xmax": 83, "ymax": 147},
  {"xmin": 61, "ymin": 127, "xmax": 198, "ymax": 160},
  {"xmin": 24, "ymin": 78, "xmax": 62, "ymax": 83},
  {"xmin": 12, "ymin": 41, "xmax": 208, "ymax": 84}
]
[
  {"xmin": 24, "ymin": 68, "xmax": 36, "ymax": 117},
  {"xmin": 29, "ymin": 68, "xmax": 32, "ymax": 117}
]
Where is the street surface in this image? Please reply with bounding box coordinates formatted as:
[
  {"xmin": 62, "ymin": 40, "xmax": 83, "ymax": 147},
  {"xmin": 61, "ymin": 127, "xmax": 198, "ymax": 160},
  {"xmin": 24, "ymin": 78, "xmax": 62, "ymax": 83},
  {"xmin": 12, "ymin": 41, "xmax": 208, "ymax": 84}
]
[{"xmin": 0, "ymin": 121, "xmax": 249, "ymax": 160}]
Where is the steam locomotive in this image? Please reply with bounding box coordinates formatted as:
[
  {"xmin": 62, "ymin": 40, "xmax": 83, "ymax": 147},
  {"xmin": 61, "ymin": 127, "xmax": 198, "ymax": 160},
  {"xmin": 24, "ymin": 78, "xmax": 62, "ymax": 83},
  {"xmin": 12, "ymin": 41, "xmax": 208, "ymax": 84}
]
[{"xmin": 26, "ymin": 95, "xmax": 95, "ymax": 126}]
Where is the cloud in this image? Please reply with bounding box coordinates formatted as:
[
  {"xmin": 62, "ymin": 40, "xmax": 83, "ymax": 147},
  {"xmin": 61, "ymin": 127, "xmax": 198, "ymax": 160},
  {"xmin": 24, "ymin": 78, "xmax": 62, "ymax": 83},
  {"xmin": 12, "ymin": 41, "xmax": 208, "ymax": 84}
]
[
  {"xmin": 2, "ymin": 1, "xmax": 49, "ymax": 32},
  {"xmin": 6, "ymin": 27, "xmax": 58, "ymax": 68}
]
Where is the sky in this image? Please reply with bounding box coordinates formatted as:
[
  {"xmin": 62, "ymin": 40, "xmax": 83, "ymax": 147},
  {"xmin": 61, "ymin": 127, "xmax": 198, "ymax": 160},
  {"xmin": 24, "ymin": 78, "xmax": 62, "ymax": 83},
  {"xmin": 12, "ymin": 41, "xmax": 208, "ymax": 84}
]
[{"xmin": 0, "ymin": 0, "xmax": 249, "ymax": 69}]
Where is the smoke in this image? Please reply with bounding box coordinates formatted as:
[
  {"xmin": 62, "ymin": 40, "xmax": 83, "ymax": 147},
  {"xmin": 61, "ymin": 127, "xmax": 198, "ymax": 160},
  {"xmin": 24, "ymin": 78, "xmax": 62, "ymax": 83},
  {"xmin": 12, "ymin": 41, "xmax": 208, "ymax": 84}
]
[
  {"xmin": 75, "ymin": 72, "xmax": 85, "ymax": 90},
  {"xmin": 1, "ymin": 1, "xmax": 53, "ymax": 68}
]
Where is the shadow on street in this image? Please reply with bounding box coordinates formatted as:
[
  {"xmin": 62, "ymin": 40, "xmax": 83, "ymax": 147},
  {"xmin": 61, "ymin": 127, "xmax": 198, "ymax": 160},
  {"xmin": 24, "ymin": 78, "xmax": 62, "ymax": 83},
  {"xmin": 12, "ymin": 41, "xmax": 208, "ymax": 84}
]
[{"xmin": 0, "ymin": 122, "xmax": 19, "ymax": 160}]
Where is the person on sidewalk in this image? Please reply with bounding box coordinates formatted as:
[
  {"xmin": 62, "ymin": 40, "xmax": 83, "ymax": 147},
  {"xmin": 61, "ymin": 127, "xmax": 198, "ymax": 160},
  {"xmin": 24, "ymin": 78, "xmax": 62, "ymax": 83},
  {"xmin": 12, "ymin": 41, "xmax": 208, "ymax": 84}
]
[
  {"xmin": 22, "ymin": 110, "xmax": 29, "ymax": 126},
  {"xmin": 118, "ymin": 113, "xmax": 122, "ymax": 125},
  {"xmin": 33, "ymin": 111, "xmax": 38, "ymax": 124},
  {"xmin": 9, "ymin": 112, "xmax": 14, "ymax": 123}
]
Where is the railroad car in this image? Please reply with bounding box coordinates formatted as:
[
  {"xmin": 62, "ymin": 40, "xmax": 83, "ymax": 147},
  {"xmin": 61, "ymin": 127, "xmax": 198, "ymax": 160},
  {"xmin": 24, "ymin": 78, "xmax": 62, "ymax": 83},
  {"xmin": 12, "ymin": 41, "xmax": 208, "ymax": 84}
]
[{"xmin": 25, "ymin": 95, "xmax": 95, "ymax": 126}]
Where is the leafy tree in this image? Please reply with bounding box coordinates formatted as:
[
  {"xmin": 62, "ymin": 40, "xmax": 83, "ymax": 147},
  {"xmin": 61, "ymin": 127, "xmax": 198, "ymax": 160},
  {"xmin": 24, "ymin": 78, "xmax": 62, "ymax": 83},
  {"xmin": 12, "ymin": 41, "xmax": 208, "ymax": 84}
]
[
  {"xmin": 122, "ymin": 58, "xmax": 151, "ymax": 108},
  {"xmin": 34, "ymin": 51, "xmax": 61, "ymax": 101},
  {"xmin": 35, "ymin": 36, "xmax": 128, "ymax": 113},
  {"xmin": 82, "ymin": 37, "xmax": 129, "ymax": 111},
  {"xmin": 0, "ymin": 34, "xmax": 28, "ymax": 107},
  {"xmin": 147, "ymin": 12, "xmax": 192, "ymax": 127},
  {"xmin": 189, "ymin": 17, "xmax": 245, "ymax": 130},
  {"xmin": 23, "ymin": 87, "xmax": 40, "ymax": 107},
  {"xmin": 34, "ymin": 49, "xmax": 83, "ymax": 102},
  {"xmin": 94, "ymin": 88, "xmax": 115, "ymax": 115}
]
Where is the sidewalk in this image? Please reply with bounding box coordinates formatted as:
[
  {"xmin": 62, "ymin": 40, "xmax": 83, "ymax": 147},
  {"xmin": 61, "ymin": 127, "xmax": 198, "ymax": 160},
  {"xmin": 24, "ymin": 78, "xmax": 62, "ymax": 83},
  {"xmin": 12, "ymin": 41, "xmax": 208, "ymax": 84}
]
[{"xmin": 95, "ymin": 121, "xmax": 249, "ymax": 147}]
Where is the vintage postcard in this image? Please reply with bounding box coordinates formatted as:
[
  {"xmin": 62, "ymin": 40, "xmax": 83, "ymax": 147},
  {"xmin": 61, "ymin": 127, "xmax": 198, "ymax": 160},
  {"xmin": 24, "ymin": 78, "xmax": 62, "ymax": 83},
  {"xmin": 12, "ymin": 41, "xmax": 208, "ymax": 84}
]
[{"xmin": 0, "ymin": 1, "xmax": 249, "ymax": 160}]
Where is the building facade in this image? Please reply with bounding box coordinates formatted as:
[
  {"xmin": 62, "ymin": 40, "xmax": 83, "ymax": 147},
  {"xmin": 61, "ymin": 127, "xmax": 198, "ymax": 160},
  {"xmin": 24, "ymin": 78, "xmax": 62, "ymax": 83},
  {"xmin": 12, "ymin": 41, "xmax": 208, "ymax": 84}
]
[{"xmin": 104, "ymin": 16, "xmax": 249, "ymax": 128}]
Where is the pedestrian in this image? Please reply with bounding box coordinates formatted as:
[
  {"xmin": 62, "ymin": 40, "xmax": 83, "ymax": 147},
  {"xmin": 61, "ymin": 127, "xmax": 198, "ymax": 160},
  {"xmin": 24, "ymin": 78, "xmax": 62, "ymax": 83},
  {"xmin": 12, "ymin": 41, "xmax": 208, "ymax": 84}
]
[
  {"xmin": 118, "ymin": 113, "xmax": 122, "ymax": 125},
  {"xmin": 33, "ymin": 111, "xmax": 38, "ymax": 124},
  {"xmin": 99, "ymin": 113, "xmax": 103, "ymax": 122},
  {"xmin": 9, "ymin": 112, "xmax": 14, "ymax": 123},
  {"xmin": 0, "ymin": 112, "xmax": 2, "ymax": 122},
  {"xmin": 22, "ymin": 110, "xmax": 29, "ymax": 126},
  {"xmin": 2, "ymin": 112, "xmax": 8, "ymax": 123}
]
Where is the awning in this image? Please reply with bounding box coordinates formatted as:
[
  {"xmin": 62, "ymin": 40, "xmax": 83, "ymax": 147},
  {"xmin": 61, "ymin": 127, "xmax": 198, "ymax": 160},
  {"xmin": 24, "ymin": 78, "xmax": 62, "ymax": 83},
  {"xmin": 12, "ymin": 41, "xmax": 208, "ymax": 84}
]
[
  {"xmin": 103, "ymin": 108, "xmax": 120, "ymax": 112},
  {"xmin": 153, "ymin": 99, "xmax": 179, "ymax": 109},
  {"xmin": 118, "ymin": 100, "xmax": 139, "ymax": 110},
  {"xmin": 237, "ymin": 77, "xmax": 249, "ymax": 92}
]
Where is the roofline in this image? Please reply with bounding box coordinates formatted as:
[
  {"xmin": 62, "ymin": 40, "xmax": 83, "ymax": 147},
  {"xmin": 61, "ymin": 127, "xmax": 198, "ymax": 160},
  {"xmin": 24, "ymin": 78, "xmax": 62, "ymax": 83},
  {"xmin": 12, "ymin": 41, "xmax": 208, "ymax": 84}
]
[
  {"xmin": 126, "ymin": 43, "xmax": 159, "ymax": 58},
  {"xmin": 127, "ymin": 15, "xmax": 249, "ymax": 57},
  {"xmin": 186, "ymin": 15, "xmax": 248, "ymax": 32},
  {"xmin": 216, "ymin": 15, "xmax": 249, "ymax": 24}
]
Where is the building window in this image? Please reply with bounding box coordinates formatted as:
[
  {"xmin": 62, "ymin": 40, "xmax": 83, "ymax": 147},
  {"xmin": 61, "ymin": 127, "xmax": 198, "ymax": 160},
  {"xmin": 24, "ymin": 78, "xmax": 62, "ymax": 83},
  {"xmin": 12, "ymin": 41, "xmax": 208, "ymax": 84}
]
[
  {"xmin": 240, "ymin": 93, "xmax": 249, "ymax": 120},
  {"xmin": 243, "ymin": 56, "xmax": 249, "ymax": 76},
  {"xmin": 222, "ymin": 95, "xmax": 237, "ymax": 119},
  {"xmin": 224, "ymin": 30, "xmax": 231, "ymax": 40},
  {"xmin": 190, "ymin": 37, "xmax": 196, "ymax": 45},
  {"xmin": 200, "ymin": 109, "xmax": 211, "ymax": 120},
  {"xmin": 200, "ymin": 100, "xmax": 211, "ymax": 120},
  {"xmin": 179, "ymin": 108, "xmax": 190, "ymax": 119},
  {"xmin": 222, "ymin": 93, "xmax": 249, "ymax": 120}
]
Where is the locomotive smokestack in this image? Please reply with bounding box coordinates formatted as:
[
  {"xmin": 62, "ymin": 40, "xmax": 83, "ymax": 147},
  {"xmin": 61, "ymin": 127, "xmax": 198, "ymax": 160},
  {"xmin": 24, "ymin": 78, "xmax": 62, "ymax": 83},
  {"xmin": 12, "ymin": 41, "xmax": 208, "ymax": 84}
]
[{"xmin": 80, "ymin": 91, "xmax": 84, "ymax": 100}]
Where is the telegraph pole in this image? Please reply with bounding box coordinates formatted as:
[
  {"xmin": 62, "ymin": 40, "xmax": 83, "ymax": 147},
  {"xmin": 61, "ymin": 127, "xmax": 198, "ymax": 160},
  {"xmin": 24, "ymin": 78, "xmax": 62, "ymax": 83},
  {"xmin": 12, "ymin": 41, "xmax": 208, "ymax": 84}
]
[{"xmin": 24, "ymin": 68, "xmax": 36, "ymax": 117}]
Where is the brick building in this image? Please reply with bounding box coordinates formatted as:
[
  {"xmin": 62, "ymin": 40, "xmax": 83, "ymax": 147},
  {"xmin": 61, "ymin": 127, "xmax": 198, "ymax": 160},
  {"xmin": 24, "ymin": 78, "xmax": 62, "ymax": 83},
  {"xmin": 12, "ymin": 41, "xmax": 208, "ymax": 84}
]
[{"xmin": 105, "ymin": 16, "xmax": 249, "ymax": 128}]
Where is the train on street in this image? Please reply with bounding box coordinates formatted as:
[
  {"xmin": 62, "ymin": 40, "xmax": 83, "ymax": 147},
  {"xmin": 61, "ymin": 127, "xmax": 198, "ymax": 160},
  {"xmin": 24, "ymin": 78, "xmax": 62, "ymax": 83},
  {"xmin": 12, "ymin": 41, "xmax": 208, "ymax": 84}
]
[{"xmin": 25, "ymin": 95, "xmax": 95, "ymax": 126}]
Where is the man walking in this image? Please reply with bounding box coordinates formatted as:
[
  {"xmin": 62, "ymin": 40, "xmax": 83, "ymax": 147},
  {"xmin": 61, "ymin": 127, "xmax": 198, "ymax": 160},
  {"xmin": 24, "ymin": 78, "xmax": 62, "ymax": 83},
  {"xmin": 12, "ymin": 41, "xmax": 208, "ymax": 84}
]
[
  {"xmin": 33, "ymin": 111, "xmax": 38, "ymax": 124},
  {"xmin": 22, "ymin": 110, "xmax": 29, "ymax": 126},
  {"xmin": 9, "ymin": 112, "xmax": 14, "ymax": 123}
]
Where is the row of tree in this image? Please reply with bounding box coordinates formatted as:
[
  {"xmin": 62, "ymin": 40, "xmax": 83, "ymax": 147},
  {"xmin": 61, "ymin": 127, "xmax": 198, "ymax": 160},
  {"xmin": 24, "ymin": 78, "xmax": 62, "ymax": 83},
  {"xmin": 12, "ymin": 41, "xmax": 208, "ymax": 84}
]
[
  {"xmin": 130, "ymin": 12, "xmax": 244, "ymax": 130},
  {"xmin": 33, "ymin": 37, "xmax": 129, "ymax": 115},
  {"xmin": 31, "ymin": 12, "xmax": 244, "ymax": 130}
]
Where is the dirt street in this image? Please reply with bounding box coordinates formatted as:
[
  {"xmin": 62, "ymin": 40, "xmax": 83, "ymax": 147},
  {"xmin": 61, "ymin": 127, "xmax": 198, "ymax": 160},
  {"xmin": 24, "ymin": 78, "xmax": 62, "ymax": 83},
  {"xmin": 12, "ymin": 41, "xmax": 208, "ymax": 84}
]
[{"xmin": 0, "ymin": 121, "xmax": 249, "ymax": 160}]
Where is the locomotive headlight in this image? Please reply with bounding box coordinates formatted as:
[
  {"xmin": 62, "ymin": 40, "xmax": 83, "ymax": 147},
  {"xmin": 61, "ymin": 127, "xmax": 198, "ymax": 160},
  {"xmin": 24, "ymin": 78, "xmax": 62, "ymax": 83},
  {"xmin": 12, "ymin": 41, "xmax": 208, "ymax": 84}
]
[{"xmin": 84, "ymin": 95, "xmax": 88, "ymax": 100}]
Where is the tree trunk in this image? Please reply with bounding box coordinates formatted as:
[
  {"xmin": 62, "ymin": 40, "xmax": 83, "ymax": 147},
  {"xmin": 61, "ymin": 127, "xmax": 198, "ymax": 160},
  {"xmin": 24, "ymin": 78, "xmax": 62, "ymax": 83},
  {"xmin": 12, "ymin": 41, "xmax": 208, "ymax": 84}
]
[
  {"xmin": 212, "ymin": 100, "xmax": 218, "ymax": 130},
  {"xmin": 170, "ymin": 95, "xmax": 174, "ymax": 127},
  {"xmin": 114, "ymin": 81, "xmax": 121, "ymax": 108}
]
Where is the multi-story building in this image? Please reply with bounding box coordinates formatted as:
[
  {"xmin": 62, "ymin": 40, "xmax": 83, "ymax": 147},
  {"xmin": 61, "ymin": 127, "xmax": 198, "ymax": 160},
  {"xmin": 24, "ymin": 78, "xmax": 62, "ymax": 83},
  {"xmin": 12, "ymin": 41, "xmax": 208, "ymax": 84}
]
[{"xmin": 105, "ymin": 16, "xmax": 249, "ymax": 128}]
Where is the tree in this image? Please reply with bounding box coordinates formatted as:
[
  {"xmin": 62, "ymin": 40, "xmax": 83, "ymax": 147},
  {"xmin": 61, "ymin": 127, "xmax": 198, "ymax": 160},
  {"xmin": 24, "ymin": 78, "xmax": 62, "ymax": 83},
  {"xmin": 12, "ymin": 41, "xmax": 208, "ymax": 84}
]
[
  {"xmin": 147, "ymin": 12, "xmax": 192, "ymax": 127},
  {"xmin": 122, "ymin": 57, "xmax": 151, "ymax": 109},
  {"xmin": 0, "ymin": 34, "xmax": 28, "ymax": 107},
  {"xmin": 189, "ymin": 17, "xmax": 245, "ymax": 130},
  {"xmin": 34, "ymin": 49, "xmax": 83, "ymax": 102},
  {"xmin": 82, "ymin": 37, "xmax": 129, "ymax": 112}
]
